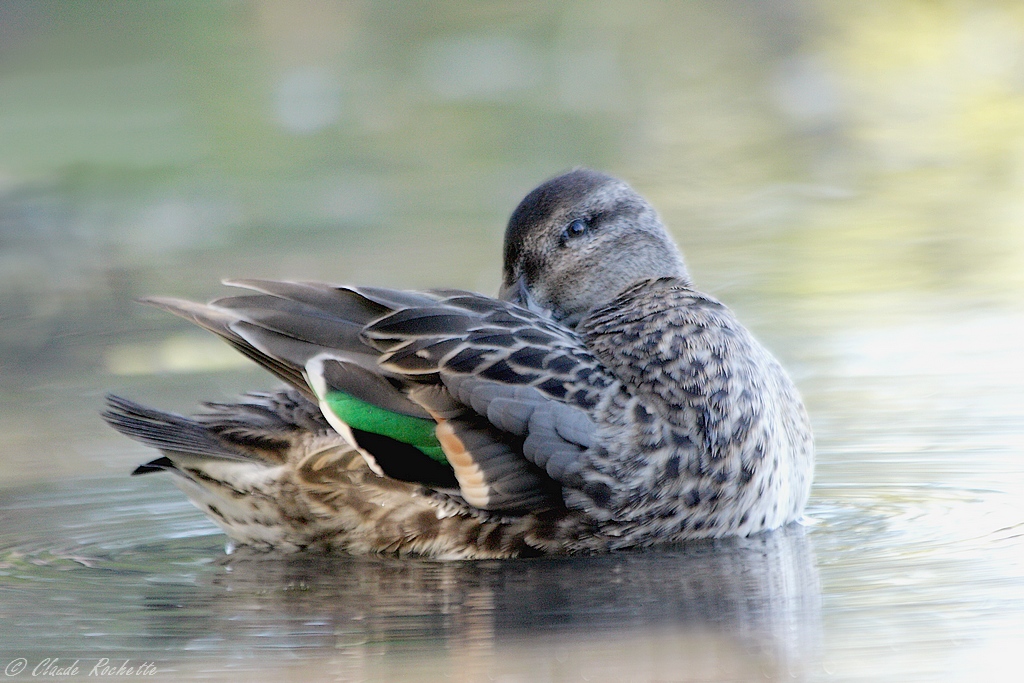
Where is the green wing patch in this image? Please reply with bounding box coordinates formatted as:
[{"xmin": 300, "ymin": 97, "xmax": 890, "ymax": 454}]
[{"xmin": 323, "ymin": 390, "xmax": 448, "ymax": 464}]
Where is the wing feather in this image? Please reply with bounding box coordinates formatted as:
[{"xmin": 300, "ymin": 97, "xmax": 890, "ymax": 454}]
[{"xmin": 138, "ymin": 283, "xmax": 616, "ymax": 510}]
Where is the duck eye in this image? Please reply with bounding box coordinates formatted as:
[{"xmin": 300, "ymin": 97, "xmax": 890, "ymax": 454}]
[{"xmin": 561, "ymin": 218, "xmax": 588, "ymax": 243}]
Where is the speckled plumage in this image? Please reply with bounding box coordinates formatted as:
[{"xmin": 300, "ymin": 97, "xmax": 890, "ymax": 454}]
[
  {"xmin": 104, "ymin": 390, "xmax": 599, "ymax": 558},
  {"xmin": 569, "ymin": 278, "xmax": 813, "ymax": 542},
  {"xmin": 103, "ymin": 169, "xmax": 813, "ymax": 557}
]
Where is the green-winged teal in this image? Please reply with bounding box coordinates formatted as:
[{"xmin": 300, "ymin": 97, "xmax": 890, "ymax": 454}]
[{"xmin": 103, "ymin": 169, "xmax": 814, "ymax": 558}]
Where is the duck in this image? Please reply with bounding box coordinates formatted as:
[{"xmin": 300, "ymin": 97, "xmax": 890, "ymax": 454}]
[{"xmin": 103, "ymin": 169, "xmax": 814, "ymax": 559}]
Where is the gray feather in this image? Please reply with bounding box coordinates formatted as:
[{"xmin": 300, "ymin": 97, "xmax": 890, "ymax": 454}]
[
  {"xmin": 442, "ymin": 416, "xmax": 559, "ymax": 511},
  {"xmin": 406, "ymin": 384, "xmax": 464, "ymax": 419},
  {"xmin": 141, "ymin": 297, "xmax": 314, "ymax": 397},
  {"xmin": 351, "ymin": 285, "xmax": 448, "ymax": 310},
  {"xmin": 486, "ymin": 396, "xmax": 539, "ymax": 435},
  {"xmin": 439, "ymin": 374, "xmax": 594, "ymax": 490},
  {"xmin": 215, "ymin": 294, "xmax": 368, "ymax": 351},
  {"xmin": 551, "ymin": 402, "xmax": 596, "ymax": 448},
  {"xmin": 318, "ymin": 358, "xmax": 431, "ymax": 419},
  {"xmin": 522, "ymin": 403, "xmax": 588, "ymax": 486},
  {"xmin": 224, "ymin": 279, "xmax": 395, "ymax": 323},
  {"xmin": 102, "ymin": 395, "xmax": 254, "ymax": 462}
]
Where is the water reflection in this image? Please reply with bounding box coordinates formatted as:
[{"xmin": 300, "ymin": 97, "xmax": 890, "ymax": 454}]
[
  {"xmin": 0, "ymin": 475, "xmax": 821, "ymax": 680},
  {"xmin": 194, "ymin": 526, "xmax": 820, "ymax": 671}
]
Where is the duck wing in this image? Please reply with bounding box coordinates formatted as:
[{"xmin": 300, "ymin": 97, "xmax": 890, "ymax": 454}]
[{"xmin": 143, "ymin": 280, "xmax": 610, "ymax": 514}]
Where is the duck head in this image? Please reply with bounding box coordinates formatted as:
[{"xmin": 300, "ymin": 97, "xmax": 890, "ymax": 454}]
[{"xmin": 500, "ymin": 168, "xmax": 690, "ymax": 327}]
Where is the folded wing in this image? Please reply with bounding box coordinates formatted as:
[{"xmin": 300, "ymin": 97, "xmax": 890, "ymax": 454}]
[{"xmin": 147, "ymin": 280, "xmax": 614, "ymax": 513}]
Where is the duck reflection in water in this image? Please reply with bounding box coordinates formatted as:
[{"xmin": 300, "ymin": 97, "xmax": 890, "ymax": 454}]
[{"xmin": 139, "ymin": 525, "xmax": 821, "ymax": 679}]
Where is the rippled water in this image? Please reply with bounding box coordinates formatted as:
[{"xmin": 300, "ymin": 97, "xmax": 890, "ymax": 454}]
[
  {"xmin": 1, "ymin": 477, "xmax": 820, "ymax": 681},
  {"xmin": 3, "ymin": 2, "xmax": 1024, "ymax": 682}
]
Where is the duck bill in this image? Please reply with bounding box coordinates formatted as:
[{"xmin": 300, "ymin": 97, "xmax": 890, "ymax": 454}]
[
  {"xmin": 499, "ymin": 275, "xmax": 530, "ymax": 307},
  {"xmin": 500, "ymin": 275, "xmax": 560, "ymax": 322}
]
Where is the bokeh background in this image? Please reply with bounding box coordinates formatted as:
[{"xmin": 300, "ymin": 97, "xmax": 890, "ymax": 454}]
[
  {"xmin": 3, "ymin": 0, "xmax": 1024, "ymax": 478},
  {"xmin": 2, "ymin": 2, "xmax": 1024, "ymax": 682}
]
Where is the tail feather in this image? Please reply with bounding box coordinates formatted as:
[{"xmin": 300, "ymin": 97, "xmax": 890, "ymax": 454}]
[
  {"xmin": 131, "ymin": 456, "xmax": 177, "ymax": 476},
  {"xmin": 198, "ymin": 389, "xmax": 332, "ymax": 435},
  {"xmin": 102, "ymin": 394, "xmax": 253, "ymax": 463}
]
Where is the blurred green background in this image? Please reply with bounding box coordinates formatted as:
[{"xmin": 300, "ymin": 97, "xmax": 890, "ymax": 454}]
[{"xmin": 2, "ymin": 0, "xmax": 1023, "ymax": 476}]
